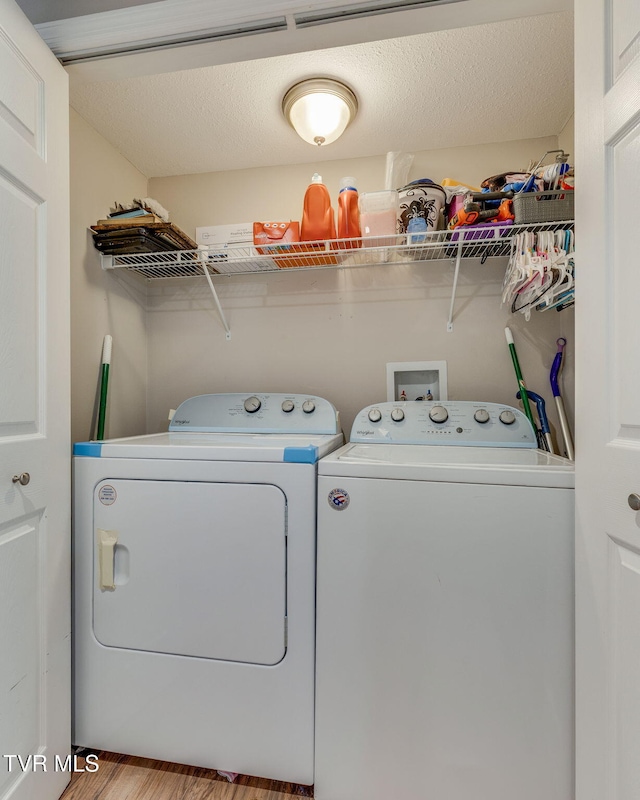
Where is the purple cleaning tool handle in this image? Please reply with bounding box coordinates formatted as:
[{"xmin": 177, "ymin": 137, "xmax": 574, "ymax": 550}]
[{"xmin": 550, "ymin": 338, "xmax": 566, "ymax": 397}]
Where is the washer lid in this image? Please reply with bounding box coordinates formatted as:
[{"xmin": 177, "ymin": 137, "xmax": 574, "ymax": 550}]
[
  {"xmin": 318, "ymin": 443, "xmax": 575, "ymax": 488},
  {"xmin": 74, "ymin": 431, "xmax": 344, "ymax": 462}
]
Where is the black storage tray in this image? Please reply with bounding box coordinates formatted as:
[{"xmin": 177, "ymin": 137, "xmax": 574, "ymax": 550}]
[{"xmin": 92, "ymin": 227, "xmax": 177, "ymax": 255}]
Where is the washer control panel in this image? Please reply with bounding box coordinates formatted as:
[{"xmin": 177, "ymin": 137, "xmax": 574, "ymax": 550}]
[
  {"xmin": 169, "ymin": 393, "xmax": 340, "ymax": 434},
  {"xmin": 351, "ymin": 401, "xmax": 536, "ymax": 447}
]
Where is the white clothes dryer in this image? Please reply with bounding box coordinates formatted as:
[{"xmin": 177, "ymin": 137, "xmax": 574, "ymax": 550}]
[
  {"xmin": 315, "ymin": 401, "xmax": 574, "ymax": 800},
  {"xmin": 73, "ymin": 393, "xmax": 343, "ymax": 784}
]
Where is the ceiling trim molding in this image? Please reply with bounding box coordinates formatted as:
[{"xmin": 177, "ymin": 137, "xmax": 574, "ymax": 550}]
[
  {"xmin": 60, "ymin": 0, "xmax": 573, "ymax": 83},
  {"xmin": 293, "ymin": 0, "xmax": 464, "ymax": 28},
  {"xmin": 35, "ymin": 0, "xmax": 349, "ymax": 59},
  {"xmin": 38, "ymin": 0, "xmax": 572, "ymax": 64}
]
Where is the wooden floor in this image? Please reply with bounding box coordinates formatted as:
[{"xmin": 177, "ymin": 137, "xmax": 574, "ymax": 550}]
[{"xmin": 60, "ymin": 752, "xmax": 313, "ymax": 800}]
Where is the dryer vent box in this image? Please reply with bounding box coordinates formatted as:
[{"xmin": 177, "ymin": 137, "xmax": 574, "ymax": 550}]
[{"xmin": 386, "ymin": 361, "xmax": 447, "ymax": 402}]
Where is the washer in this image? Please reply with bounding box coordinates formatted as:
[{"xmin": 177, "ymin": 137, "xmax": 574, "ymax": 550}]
[
  {"xmin": 316, "ymin": 401, "xmax": 574, "ymax": 800},
  {"xmin": 73, "ymin": 393, "xmax": 343, "ymax": 784}
]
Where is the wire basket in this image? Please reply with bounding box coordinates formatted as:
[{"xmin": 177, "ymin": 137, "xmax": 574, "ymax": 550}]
[{"xmin": 513, "ymin": 190, "xmax": 574, "ymax": 224}]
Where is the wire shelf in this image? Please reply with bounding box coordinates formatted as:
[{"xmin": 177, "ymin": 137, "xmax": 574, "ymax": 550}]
[{"xmin": 101, "ymin": 221, "xmax": 574, "ymax": 279}]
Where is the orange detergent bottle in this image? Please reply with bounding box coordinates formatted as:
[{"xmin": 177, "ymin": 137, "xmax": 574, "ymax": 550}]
[
  {"xmin": 300, "ymin": 173, "xmax": 336, "ymax": 242},
  {"xmin": 337, "ymin": 176, "xmax": 361, "ymax": 248}
]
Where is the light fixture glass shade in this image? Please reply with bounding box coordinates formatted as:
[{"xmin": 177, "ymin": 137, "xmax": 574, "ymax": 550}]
[{"xmin": 283, "ymin": 79, "xmax": 358, "ymax": 146}]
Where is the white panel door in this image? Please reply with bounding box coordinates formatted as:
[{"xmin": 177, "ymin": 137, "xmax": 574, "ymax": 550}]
[
  {"xmin": 575, "ymin": 0, "xmax": 640, "ymax": 798},
  {"xmin": 92, "ymin": 479, "xmax": 287, "ymax": 665},
  {"xmin": 0, "ymin": 2, "xmax": 70, "ymax": 800}
]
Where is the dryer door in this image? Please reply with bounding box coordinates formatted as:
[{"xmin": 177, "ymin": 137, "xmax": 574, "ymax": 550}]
[{"xmin": 92, "ymin": 479, "xmax": 286, "ymax": 665}]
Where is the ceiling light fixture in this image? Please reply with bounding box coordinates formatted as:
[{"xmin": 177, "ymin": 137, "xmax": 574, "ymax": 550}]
[{"xmin": 282, "ymin": 78, "xmax": 358, "ymax": 146}]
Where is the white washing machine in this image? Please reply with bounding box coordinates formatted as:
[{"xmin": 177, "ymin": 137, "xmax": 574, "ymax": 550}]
[
  {"xmin": 316, "ymin": 401, "xmax": 574, "ymax": 800},
  {"xmin": 73, "ymin": 393, "xmax": 343, "ymax": 784}
]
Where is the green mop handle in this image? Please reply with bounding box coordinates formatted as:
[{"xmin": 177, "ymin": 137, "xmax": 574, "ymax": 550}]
[
  {"xmin": 504, "ymin": 327, "xmax": 536, "ymax": 432},
  {"xmin": 97, "ymin": 335, "xmax": 112, "ymax": 441}
]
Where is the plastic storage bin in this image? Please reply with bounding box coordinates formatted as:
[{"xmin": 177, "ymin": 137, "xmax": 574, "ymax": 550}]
[
  {"xmin": 513, "ymin": 190, "xmax": 574, "ymax": 224},
  {"xmin": 450, "ymin": 219, "xmax": 514, "ymax": 242},
  {"xmin": 359, "ymin": 190, "xmax": 399, "ymax": 246}
]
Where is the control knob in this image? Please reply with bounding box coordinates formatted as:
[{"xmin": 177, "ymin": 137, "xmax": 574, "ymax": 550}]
[
  {"xmin": 302, "ymin": 400, "xmax": 316, "ymax": 414},
  {"xmin": 429, "ymin": 405, "xmax": 449, "ymax": 424},
  {"xmin": 244, "ymin": 396, "xmax": 261, "ymax": 413},
  {"xmin": 281, "ymin": 400, "xmax": 295, "ymax": 413},
  {"xmin": 390, "ymin": 408, "xmax": 405, "ymax": 422},
  {"xmin": 499, "ymin": 410, "xmax": 516, "ymax": 425},
  {"xmin": 368, "ymin": 408, "xmax": 382, "ymax": 423},
  {"xmin": 474, "ymin": 409, "xmax": 490, "ymax": 424}
]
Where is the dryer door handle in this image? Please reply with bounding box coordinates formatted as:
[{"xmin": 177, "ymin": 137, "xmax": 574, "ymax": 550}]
[{"xmin": 98, "ymin": 529, "xmax": 119, "ymax": 591}]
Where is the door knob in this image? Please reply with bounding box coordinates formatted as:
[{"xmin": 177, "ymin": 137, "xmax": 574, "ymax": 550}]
[
  {"xmin": 628, "ymin": 493, "xmax": 640, "ymax": 511},
  {"xmin": 12, "ymin": 472, "xmax": 30, "ymax": 486}
]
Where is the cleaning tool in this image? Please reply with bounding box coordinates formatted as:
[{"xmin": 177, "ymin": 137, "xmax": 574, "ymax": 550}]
[
  {"xmin": 97, "ymin": 334, "xmax": 112, "ymax": 441},
  {"xmin": 447, "ymin": 191, "xmax": 514, "ymax": 229},
  {"xmin": 528, "ymin": 390, "xmax": 554, "ymax": 454},
  {"xmin": 550, "ymin": 337, "xmax": 575, "ymax": 460},
  {"xmin": 517, "ymin": 389, "xmax": 554, "ymax": 453},
  {"xmin": 505, "ymin": 327, "xmax": 536, "ymax": 433}
]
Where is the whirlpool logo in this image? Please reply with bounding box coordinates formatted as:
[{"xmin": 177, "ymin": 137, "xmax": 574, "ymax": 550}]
[
  {"xmin": 172, "ymin": 419, "xmax": 190, "ymax": 425},
  {"xmin": 356, "ymin": 429, "xmax": 375, "ymax": 436}
]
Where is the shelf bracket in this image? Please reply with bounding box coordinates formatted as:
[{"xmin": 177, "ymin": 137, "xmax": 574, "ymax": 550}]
[
  {"xmin": 202, "ymin": 263, "xmax": 231, "ymax": 340},
  {"xmin": 446, "ymin": 239, "xmax": 464, "ymax": 333}
]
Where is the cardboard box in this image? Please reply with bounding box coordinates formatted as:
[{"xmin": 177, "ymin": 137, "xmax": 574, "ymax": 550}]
[{"xmin": 195, "ymin": 223, "xmax": 255, "ymax": 257}]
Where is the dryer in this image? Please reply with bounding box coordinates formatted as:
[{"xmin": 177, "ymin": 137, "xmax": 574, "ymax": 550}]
[
  {"xmin": 315, "ymin": 401, "xmax": 574, "ymax": 800},
  {"xmin": 73, "ymin": 393, "xmax": 343, "ymax": 784}
]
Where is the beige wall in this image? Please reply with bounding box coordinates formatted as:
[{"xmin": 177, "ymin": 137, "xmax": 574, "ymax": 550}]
[
  {"xmin": 149, "ymin": 135, "xmax": 561, "ymax": 235},
  {"xmin": 147, "ymin": 135, "xmax": 575, "ymax": 450},
  {"xmin": 70, "ymin": 108, "xmax": 149, "ymax": 444}
]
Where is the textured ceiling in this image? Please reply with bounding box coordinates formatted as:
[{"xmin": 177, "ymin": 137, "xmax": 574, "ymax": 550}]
[{"xmin": 69, "ymin": 12, "xmax": 574, "ymax": 178}]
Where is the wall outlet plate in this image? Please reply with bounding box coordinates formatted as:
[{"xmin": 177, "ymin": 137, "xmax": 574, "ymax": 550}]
[{"xmin": 386, "ymin": 361, "xmax": 448, "ymax": 402}]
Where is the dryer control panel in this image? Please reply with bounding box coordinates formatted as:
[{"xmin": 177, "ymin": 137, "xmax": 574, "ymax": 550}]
[
  {"xmin": 169, "ymin": 393, "xmax": 340, "ymax": 434},
  {"xmin": 350, "ymin": 401, "xmax": 536, "ymax": 447}
]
